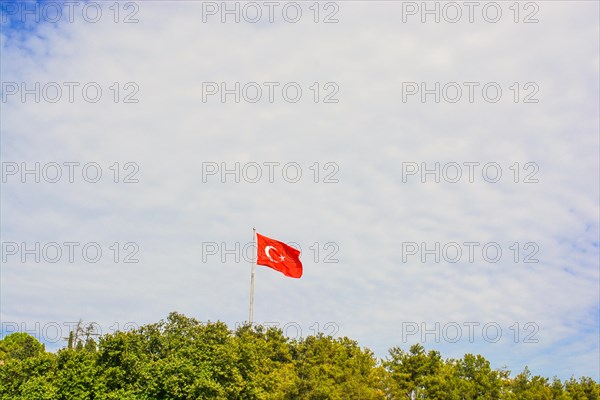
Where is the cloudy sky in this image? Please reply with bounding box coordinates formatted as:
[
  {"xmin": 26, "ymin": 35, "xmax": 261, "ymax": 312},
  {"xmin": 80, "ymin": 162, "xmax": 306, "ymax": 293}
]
[{"xmin": 1, "ymin": 0, "xmax": 598, "ymax": 380}]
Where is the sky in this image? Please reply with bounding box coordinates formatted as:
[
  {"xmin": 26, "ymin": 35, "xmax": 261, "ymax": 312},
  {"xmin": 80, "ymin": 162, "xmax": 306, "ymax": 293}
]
[{"xmin": 1, "ymin": 0, "xmax": 599, "ymax": 381}]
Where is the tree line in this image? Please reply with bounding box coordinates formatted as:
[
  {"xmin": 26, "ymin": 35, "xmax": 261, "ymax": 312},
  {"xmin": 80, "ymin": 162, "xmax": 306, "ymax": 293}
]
[{"xmin": 0, "ymin": 312, "xmax": 598, "ymax": 399}]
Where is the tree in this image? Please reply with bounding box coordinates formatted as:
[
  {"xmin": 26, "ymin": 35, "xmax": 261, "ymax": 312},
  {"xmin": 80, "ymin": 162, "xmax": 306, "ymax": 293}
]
[
  {"xmin": 293, "ymin": 334, "xmax": 384, "ymax": 399},
  {"xmin": 384, "ymin": 344, "xmax": 448, "ymax": 399},
  {"xmin": 565, "ymin": 376, "xmax": 600, "ymax": 399},
  {"xmin": 453, "ymin": 353, "xmax": 502, "ymax": 399},
  {"xmin": 0, "ymin": 333, "xmax": 44, "ymax": 360},
  {"xmin": 1, "ymin": 313, "xmax": 598, "ymax": 399}
]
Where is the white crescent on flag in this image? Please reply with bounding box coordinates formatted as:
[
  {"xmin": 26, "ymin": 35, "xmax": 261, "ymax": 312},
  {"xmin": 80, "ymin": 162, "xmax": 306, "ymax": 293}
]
[{"xmin": 264, "ymin": 245, "xmax": 280, "ymax": 263}]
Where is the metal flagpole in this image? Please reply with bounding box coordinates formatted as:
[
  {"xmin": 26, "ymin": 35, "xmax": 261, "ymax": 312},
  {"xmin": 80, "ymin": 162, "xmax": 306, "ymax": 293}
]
[{"xmin": 249, "ymin": 227, "xmax": 256, "ymax": 325}]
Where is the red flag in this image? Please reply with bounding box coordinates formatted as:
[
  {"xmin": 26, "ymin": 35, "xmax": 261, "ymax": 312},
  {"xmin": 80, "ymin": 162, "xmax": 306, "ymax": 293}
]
[{"xmin": 256, "ymin": 233, "xmax": 302, "ymax": 278}]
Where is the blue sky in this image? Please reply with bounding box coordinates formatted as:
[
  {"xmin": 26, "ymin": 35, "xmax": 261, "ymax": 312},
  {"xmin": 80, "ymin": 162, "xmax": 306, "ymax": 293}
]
[{"xmin": 1, "ymin": 0, "xmax": 599, "ymax": 381}]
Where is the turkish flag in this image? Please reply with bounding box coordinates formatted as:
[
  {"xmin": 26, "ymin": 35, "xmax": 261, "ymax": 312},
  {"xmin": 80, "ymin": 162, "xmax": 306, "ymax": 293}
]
[{"xmin": 256, "ymin": 233, "xmax": 303, "ymax": 278}]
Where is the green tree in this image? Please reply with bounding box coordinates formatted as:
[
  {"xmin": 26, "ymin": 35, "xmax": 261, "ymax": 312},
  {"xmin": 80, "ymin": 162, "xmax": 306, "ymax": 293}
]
[
  {"xmin": 0, "ymin": 333, "xmax": 44, "ymax": 361},
  {"xmin": 1, "ymin": 314, "xmax": 598, "ymax": 399},
  {"xmin": 565, "ymin": 376, "xmax": 600, "ymax": 399},
  {"xmin": 504, "ymin": 367, "xmax": 553, "ymax": 400},
  {"xmin": 293, "ymin": 334, "xmax": 384, "ymax": 399},
  {"xmin": 384, "ymin": 344, "xmax": 448, "ymax": 399},
  {"xmin": 452, "ymin": 353, "xmax": 502, "ymax": 399},
  {"xmin": 54, "ymin": 348, "xmax": 99, "ymax": 398},
  {"xmin": 0, "ymin": 351, "xmax": 58, "ymax": 399}
]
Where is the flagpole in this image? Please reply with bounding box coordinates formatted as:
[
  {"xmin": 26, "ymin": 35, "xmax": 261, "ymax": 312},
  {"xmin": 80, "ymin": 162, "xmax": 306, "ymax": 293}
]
[{"xmin": 249, "ymin": 227, "xmax": 256, "ymax": 325}]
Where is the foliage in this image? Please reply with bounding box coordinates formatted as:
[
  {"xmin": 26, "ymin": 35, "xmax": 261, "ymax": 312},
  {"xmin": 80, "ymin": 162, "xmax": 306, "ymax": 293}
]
[{"xmin": 0, "ymin": 313, "xmax": 598, "ymax": 399}]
